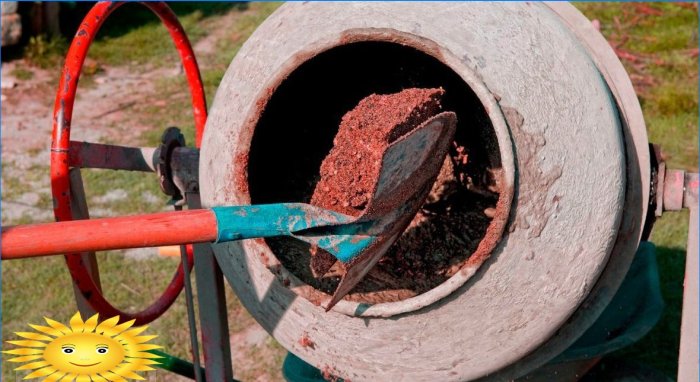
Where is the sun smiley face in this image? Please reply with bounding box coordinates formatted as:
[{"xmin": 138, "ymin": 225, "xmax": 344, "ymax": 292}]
[
  {"xmin": 4, "ymin": 312, "xmax": 162, "ymax": 381},
  {"xmin": 43, "ymin": 332, "xmax": 125, "ymax": 375}
]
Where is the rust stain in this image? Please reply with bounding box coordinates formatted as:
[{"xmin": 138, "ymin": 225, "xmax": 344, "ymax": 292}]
[
  {"xmin": 464, "ymin": 168, "xmax": 512, "ymax": 267},
  {"xmin": 234, "ymin": 152, "xmax": 249, "ymax": 194},
  {"xmin": 298, "ymin": 332, "xmax": 315, "ymax": 349},
  {"xmin": 258, "ymin": 251, "xmax": 270, "ymax": 267},
  {"xmin": 321, "ymin": 365, "xmax": 345, "ymax": 382}
]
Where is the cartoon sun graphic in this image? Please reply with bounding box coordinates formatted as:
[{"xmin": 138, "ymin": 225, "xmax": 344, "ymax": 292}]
[{"xmin": 4, "ymin": 312, "xmax": 162, "ymax": 381}]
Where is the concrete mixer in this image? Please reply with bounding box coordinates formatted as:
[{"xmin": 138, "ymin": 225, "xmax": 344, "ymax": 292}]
[{"xmin": 1, "ymin": 2, "xmax": 697, "ymax": 381}]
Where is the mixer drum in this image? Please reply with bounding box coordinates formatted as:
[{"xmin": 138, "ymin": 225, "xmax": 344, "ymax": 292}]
[{"xmin": 200, "ymin": 2, "xmax": 650, "ymax": 381}]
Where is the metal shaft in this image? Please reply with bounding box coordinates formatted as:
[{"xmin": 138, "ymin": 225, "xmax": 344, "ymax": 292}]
[
  {"xmin": 1, "ymin": 209, "xmax": 217, "ymax": 259},
  {"xmin": 178, "ymin": 194, "xmax": 204, "ymax": 382},
  {"xmin": 678, "ymin": 172, "xmax": 699, "ymax": 382},
  {"xmin": 678, "ymin": 204, "xmax": 698, "ymax": 382}
]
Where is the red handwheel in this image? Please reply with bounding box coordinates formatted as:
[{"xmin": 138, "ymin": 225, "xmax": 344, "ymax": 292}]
[{"xmin": 51, "ymin": 1, "xmax": 207, "ymax": 325}]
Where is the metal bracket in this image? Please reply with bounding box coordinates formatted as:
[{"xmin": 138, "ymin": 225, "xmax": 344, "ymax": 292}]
[
  {"xmin": 155, "ymin": 127, "xmax": 200, "ymax": 206},
  {"xmin": 187, "ymin": 192, "xmax": 236, "ymax": 382},
  {"xmin": 657, "ymin": 167, "xmax": 699, "ymax": 382},
  {"xmin": 157, "ymin": 127, "xmax": 186, "ymax": 204}
]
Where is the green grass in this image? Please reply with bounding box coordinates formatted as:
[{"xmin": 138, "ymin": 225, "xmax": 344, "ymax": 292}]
[
  {"xmin": 9, "ymin": 67, "xmax": 33, "ymax": 81},
  {"xmin": 19, "ymin": 3, "xmax": 247, "ymax": 71},
  {"xmin": 80, "ymin": 169, "xmax": 167, "ymax": 216},
  {"xmin": 84, "ymin": 2, "xmax": 251, "ymax": 69},
  {"xmin": 23, "ymin": 34, "xmax": 68, "ymax": 69},
  {"xmin": 1, "ymin": 251, "xmax": 262, "ymax": 380},
  {"xmin": 0, "ymin": 171, "xmax": 30, "ymax": 201},
  {"xmin": 576, "ymin": 2, "xmax": 698, "ymax": 378},
  {"xmin": 1, "ymin": 164, "xmax": 53, "ymax": 213},
  {"xmin": 87, "ymin": 12, "xmax": 207, "ymax": 68},
  {"xmin": 139, "ymin": 2, "xmax": 281, "ymax": 147}
]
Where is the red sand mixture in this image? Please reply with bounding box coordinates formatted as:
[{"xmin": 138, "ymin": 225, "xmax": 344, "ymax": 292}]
[
  {"xmin": 310, "ymin": 87, "xmax": 445, "ymax": 217},
  {"xmin": 307, "ymin": 88, "xmax": 445, "ymax": 277},
  {"xmin": 269, "ymin": 88, "xmax": 500, "ymax": 303}
]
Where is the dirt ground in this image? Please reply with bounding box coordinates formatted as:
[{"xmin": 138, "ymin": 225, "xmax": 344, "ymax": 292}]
[{"xmin": 2, "ymin": 62, "xmax": 171, "ymax": 219}]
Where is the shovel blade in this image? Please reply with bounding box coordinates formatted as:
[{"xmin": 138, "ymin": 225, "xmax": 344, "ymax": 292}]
[{"xmin": 322, "ymin": 112, "xmax": 458, "ymax": 310}]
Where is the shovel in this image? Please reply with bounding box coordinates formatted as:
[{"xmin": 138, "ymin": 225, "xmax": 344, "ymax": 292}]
[{"xmin": 1, "ymin": 112, "xmax": 457, "ymax": 309}]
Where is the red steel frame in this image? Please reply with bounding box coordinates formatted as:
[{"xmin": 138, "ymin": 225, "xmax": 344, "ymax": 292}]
[{"xmin": 51, "ymin": 1, "xmax": 207, "ymax": 325}]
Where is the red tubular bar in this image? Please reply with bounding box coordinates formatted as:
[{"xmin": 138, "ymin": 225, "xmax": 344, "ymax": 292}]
[
  {"xmin": 1, "ymin": 210, "xmax": 217, "ymax": 260},
  {"xmin": 50, "ymin": 1, "xmax": 207, "ymax": 325}
]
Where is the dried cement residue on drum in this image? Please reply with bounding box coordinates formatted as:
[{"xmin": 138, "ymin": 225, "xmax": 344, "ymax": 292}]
[{"xmin": 269, "ymin": 88, "xmax": 501, "ymax": 304}]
